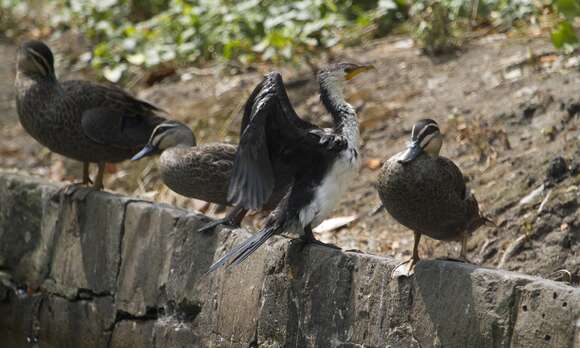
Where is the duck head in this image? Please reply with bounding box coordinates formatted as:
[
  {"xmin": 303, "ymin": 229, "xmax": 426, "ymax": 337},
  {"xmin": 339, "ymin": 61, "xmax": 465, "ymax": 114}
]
[
  {"xmin": 17, "ymin": 40, "xmax": 56, "ymax": 81},
  {"xmin": 398, "ymin": 118, "xmax": 443, "ymax": 163},
  {"xmin": 132, "ymin": 121, "xmax": 196, "ymax": 160}
]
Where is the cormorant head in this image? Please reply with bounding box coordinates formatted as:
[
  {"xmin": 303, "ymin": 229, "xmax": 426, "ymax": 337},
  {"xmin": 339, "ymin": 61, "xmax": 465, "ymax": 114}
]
[
  {"xmin": 318, "ymin": 62, "xmax": 375, "ymax": 106},
  {"xmin": 398, "ymin": 118, "xmax": 443, "ymax": 163},
  {"xmin": 17, "ymin": 40, "xmax": 56, "ymax": 81},
  {"xmin": 318, "ymin": 62, "xmax": 375, "ymax": 84},
  {"xmin": 131, "ymin": 121, "xmax": 196, "ymax": 160}
]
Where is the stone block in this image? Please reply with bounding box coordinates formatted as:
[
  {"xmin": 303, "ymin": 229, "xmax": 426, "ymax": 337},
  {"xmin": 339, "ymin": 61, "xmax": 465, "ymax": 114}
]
[
  {"xmin": 38, "ymin": 295, "xmax": 115, "ymax": 348},
  {"xmin": 0, "ymin": 172, "xmax": 578, "ymax": 347},
  {"xmin": 0, "ymin": 173, "xmax": 50, "ymax": 274},
  {"xmin": 110, "ymin": 320, "xmax": 155, "ymax": 348},
  {"xmin": 46, "ymin": 189, "xmax": 133, "ymax": 297},
  {"xmin": 116, "ymin": 201, "xmax": 185, "ymax": 316}
]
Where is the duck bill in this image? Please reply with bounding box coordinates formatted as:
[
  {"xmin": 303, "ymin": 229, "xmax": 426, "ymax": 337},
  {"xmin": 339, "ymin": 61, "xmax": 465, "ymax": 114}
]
[
  {"xmin": 397, "ymin": 141, "xmax": 422, "ymax": 163},
  {"xmin": 131, "ymin": 144, "xmax": 156, "ymax": 161}
]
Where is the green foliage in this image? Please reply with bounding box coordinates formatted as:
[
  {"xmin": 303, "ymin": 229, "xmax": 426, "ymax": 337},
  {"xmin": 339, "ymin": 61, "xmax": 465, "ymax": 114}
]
[
  {"xmin": 551, "ymin": 0, "xmax": 579, "ymax": 51},
  {"xmin": 45, "ymin": 0, "xmax": 407, "ymax": 81},
  {"xmin": 554, "ymin": 0, "xmax": 580, "ymax": 19},
  {"xmin": 551, "ymin": 20, "xmax": 578, "ymax": 49},
  {"xmin": 0, "ymin": 0, "xmax": 36, "ymax": 37},
  {"xmin": 409, "ymin": 0, "xmax": 541, "ymax": 26},
  {"xmin": 409, "ymin": 0, "xmax": 545, "ymax": 56},
  {"xmin": 414, "ymin": 2, "xmax": 460, "ymax": 55},
  {"xmin": 1, "ymin": 0, "xmax": 572, "ymax": 81}
]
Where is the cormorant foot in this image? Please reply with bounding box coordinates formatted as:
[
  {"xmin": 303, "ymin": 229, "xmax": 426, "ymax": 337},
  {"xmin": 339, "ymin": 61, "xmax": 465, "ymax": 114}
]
[
  {"xmin": 299, "ymin": 233, "xmax": 341, "ymax": 250},
  {"xmin": 197, "ymin": 218, "xmax": 240, "ymax": 233},
  {"xmin": 309, "ymin": 239, "xmax": 341, "ymax": 250}
]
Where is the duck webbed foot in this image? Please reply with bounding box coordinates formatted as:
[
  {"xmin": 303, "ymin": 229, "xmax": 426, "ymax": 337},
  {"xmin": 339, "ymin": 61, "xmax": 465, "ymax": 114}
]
[
  {"xmin": 51, "ymin": 182, "xmax": 94, "ymax": 202},
  {"xmin": 52, "ymin": 161, "xmax": 93, "ymax": 199},
  {"xmin": 391, "ymin": 231, "xmax": 422, "ymax": 278},
  {"xmin": 391, "ymin": 256, "xmax": 420, "ymax": 278},
  {"xmin": 438, "ymin": 234, "xmax": 474, "ymax": 264},
  {"xmin": 197, "ymin": 206, "xmax": 247, "ymax": 233}
]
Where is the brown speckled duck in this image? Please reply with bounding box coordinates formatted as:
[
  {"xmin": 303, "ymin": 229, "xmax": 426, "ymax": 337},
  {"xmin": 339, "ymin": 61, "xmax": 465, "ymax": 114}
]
[
  {"xmin": 376, "ymin": 119, "xmax": 491, "ymax": 277},
  {"xmin": 14, "ymin": 40, "xmax": 166, "ymax": 189},
  {"xmin": 131, "ymin": 121, "xmax": 292, "ymax": 231}
]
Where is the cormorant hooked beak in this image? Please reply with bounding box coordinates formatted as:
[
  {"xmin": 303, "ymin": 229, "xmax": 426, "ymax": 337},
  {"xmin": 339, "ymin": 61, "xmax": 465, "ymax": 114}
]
[
  {"xmin": 397, "ymin": 141, "xmax": 422, "ymax": 163},
  {"xmin": 345, "ymin": 64, "xmax": 375, "ymax": 80},
  {"xmin": 131, "ymin": 144, "xmax": 157, "ymax": 161}
]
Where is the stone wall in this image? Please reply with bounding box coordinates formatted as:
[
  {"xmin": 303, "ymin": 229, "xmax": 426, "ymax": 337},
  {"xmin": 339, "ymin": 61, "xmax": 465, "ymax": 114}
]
[{"xmin": 0, "ymin": 170, "xmax": 578, "ymax": 348}]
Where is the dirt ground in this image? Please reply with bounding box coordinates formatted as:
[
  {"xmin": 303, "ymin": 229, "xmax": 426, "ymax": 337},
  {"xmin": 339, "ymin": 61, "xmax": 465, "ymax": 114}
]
[{"xmin": 1, "ymin": 33, "xmax": 578, "ymax": 281}]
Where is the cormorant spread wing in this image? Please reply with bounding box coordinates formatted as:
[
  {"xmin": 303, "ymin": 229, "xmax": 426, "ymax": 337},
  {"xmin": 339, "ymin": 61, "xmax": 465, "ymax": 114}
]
[{"xmin": 228, "ymin": 72, "xmax": 347, "ymax": 210}]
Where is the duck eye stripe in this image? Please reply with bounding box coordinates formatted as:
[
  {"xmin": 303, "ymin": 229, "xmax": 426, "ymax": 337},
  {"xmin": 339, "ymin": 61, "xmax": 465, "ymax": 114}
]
[
  {"xmin": 155, "ymin": 124, "xmax": 178, "ymax": 132},
  {"xmin": 414, "ymin": 123, "xmax": 439, "ymax": 142},
  {"xmin": 28, "ymin": 49, "xmax": 51, "ymax": 75},
  {"xmin": 153, "ymin": 130, "xmax": 170, "ymax": 144},
  {"xmin": 420, "ymin": 132, "xmax": 436, "ymax": 148}
]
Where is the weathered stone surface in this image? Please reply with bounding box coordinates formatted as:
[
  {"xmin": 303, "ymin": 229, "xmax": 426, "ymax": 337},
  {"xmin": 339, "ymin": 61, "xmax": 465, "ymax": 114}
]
[
  {"xmin": 38, "ymin": 295, "xmax": 116, "ymax": 348},
  {"xmin": 116, "ymin": 201, "xmax": 185, "ymax": 316},
  {"xmin": 200, "ymin": 230, "xmax": 282, "ymax": 347},
  {"xmin": 0, "ymin": 292, "xmax": 42, "ymax": 344},
  {"xmin": 45, "ymin": 189, "xmax": 134, "ymax": 297},
  {"xmin": 0, "ymin": 171, "xmax": 578, "ymax": 348},
  {"xmin": 152, "ymin": 319, "xmax": 201, "ymax": 348},
  {"xmin": 110, "ymin": 320, "xmax": 155, "ymax": 348},
  {"xmin": 17, "ymin": 186, "xmax": 62, "ymax": 288},
  {"xmin": 110, "ymin": 318, "xmax": 201, "ymax": 348},
  {"xmin": 511, "ymin": 280, "xmax": 579, "ymax": 347},
  {"xmin": 0, "ymin": 172, "xmax": 55, "ymax": 284}
]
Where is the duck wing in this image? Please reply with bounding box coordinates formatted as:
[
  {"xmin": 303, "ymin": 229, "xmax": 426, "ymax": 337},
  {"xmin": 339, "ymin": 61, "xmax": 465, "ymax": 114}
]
[
  {"xmin": 67, "ymin": 81, "xmax": 165, "ymax": 149},
  {"xmin": 438, "ymin": 157, "xmax": 468, "ymax": 200},
  {"xmin": 81, "ymin": 107, "xmax": 163, "ymax": 149}
]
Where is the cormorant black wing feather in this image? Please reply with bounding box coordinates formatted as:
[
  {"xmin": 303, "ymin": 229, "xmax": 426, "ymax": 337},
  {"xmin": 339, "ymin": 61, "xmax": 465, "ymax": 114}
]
[
  {"xmin": 227, "ymin": 84, "xmax": 277, "ymax": 210},
  {"xmin": 206, "ymin": 224, "xmax": 277, "ymax": 272},
  {"xmin": 228, "ymin": 72, "xmax": 346, "ymax": 210}
]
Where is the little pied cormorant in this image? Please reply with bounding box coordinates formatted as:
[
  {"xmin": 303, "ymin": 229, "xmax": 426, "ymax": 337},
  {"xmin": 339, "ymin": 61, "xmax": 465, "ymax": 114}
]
[{"xmin": 208, "ymin": 62, "xmax": 374, "ymax": 271}]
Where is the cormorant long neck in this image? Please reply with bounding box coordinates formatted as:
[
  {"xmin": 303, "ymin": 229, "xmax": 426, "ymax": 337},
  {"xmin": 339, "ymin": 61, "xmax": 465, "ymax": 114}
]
[{"xmin": 319, "ymin": 74, "xmax": 359, "ymax": 148}]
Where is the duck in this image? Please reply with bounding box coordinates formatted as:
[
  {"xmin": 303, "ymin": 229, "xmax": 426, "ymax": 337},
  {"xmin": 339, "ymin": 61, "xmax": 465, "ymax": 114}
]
[
  {"xmin": 208, "ymin": 62, "xmax": 374, "ymax": 271},
  {"xmin": 14, "ymin": 40, "xmax": 166, "ymax": 189},
  {"xmin": 131, "ymin": 121, "xmax": 292, "ymax": 230},
  {"xmin": 376, "ymin": 118, "xmax": 492, "ymax": 277}
]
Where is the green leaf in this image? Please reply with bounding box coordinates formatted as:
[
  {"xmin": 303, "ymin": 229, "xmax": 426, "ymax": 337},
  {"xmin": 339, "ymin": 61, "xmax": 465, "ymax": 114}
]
[
  {"xmin": 324, "ymin": 0, "xmax": 337, "ymax": 12},
  {"xmin": 551, "ymin": 20, "xmax": 579, "ymax": 49},
  {"xmin": 93, "ymin": 43, "xmax": 110, "ymax": 58},
  {"xmin": 127, "ymin": 53, "xmax": 146, "ymax": 65},
  {"xmin": 555, "ymin": 0, "xmax": 580, "ymax": 19}
]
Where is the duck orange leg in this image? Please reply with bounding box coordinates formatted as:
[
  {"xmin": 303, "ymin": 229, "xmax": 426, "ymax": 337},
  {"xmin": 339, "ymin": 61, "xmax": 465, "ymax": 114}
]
[{"xmin": 391, "ymin": 231, "xmax": 421, "ymax": 278}]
